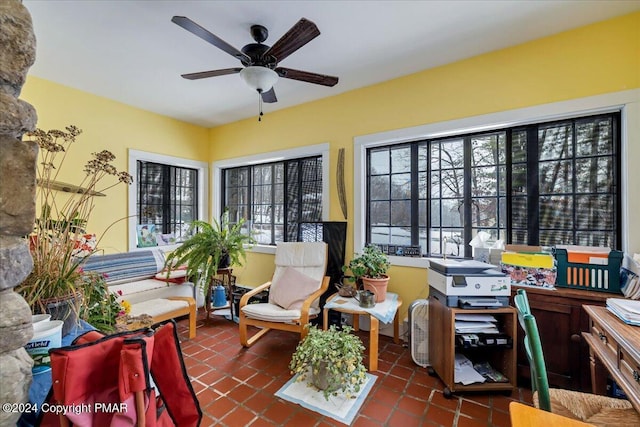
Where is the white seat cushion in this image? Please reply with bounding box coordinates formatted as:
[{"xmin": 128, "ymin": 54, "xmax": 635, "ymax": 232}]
[
  {"xmin": 241, "ymin": 302, "xmax": 320, "ymax": 322},
  {"xmin": 129, "ymin": 298, "xmax": 189, "ymax": 318}
]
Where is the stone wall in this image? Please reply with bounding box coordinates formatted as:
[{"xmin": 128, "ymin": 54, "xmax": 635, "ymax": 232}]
[{"xmin": 0, "ymin": 0, "xmax": 38, "ymax": 425}]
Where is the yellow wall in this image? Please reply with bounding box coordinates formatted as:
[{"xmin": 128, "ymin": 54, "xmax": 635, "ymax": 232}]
[
  {"xmin": 20, "ymin": 77, "xmax": 209, "ymax": 253},
  {"xmin": 210, "ymin": 12, "xmax": 640, "ymax": 311}
]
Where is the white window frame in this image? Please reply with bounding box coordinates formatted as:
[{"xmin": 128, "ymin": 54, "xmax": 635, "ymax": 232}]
[
  {"xmin": 213, "ymin": 143, "xmax": 330, "ymax": 255},
  {"xmin": 354, "ymin": 89, "xmax": 639, "ymax": 269},
  {"xmin": 128, "ymin": 149, "xmax": 209, "ymax": 252}
]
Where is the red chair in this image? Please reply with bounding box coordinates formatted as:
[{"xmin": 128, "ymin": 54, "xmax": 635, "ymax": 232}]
[{"xmin": 38, "ymin": 320, "xmax": 201, "ymax": 427}]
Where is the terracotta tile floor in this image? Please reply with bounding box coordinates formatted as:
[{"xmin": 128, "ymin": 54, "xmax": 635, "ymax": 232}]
[{"xmin": 174, "ymin": 310, "xmax": 533, "ymax": 427}]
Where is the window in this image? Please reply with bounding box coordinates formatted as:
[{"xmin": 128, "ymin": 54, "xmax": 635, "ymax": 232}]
[
  {"xmin": 213, "ymin": 143, "xmax": 330, "ymax": 250},
  {"xmin": 222, "ymin": 156, "xmax": 323, "ymax": 245},
  {"xmin": 364, "ymin": 113, "xmax": 621, "ymax": 258},
  {"xmin": 128, "ymin": 150, "xmax": 208, "ymax": 251},
  {"xmin": 137, "ymin": 161, "xmax": 198, "ymax": 242}
]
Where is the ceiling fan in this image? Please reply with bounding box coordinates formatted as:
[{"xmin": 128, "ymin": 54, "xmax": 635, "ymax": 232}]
[{"xmin": 172, "ymin": 16, "xmax": 339, "ymax": 107}]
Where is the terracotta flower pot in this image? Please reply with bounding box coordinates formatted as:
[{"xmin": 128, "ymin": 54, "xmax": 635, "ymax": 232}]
[{"xmin": 362, "ymin": 275, "xmax": 389, "ymax": 302}]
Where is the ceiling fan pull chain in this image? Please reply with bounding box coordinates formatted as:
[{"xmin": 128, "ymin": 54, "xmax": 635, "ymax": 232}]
[{"xmin": 258, "ymin": 91, "xmax": 263, "ymax": 122}]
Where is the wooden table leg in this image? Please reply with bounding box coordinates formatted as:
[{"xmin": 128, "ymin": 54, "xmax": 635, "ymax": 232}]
[
  {"xmin": 352, "ymin": 312, "xmax": 360, "ymax": 331},
  {"xmin": 323, "ymin": 308, "xmax": 329, "ymax": 330},
  {"xmin": 393, "ymin": 308, "xmax": 400, "ymax": 344},
  {"xmin": 369, "ymin": 315, "xmax": 379, "ymax": 371}
]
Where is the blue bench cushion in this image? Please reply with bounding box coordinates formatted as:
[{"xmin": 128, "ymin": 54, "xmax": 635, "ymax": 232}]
[{"xmin": 81, "ymin": 250, "xmax": 165, "ymax": 285}]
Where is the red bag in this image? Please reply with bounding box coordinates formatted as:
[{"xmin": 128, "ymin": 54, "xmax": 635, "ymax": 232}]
[{"xmin": 38, "ymin": 321, "xmax": 201, "ymax": 427}]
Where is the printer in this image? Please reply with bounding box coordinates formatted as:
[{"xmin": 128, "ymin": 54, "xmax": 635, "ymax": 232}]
[{"xmin": 428, "ymin": 259, "xmax": 511, "ymax": 308}]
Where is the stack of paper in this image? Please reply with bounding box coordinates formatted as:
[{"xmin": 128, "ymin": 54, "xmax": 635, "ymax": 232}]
[
  {"xmin": 606, "ymin": 298, "xmax": 640, "ymax": 326},
  {"xmin": 454, "ymin": 314, "xmax": 499, "ymax": 334},
  {"xmin": 454, "ymin": 353, "xmax": 486, "ymax": 385}
]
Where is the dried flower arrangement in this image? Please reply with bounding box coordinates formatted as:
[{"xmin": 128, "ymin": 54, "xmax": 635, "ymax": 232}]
[{"xmin": 17, "ymin": 126, "xmax": 132, "ymax": 327}]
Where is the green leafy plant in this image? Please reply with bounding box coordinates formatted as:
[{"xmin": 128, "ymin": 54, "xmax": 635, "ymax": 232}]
[
  {"xmin": 342, "ymin": 244, "xmax": 390, "ymax": 283},
  {"xmin": 78, "ymin": 270, "xmax": 129, "ymax": 333},
  {"xmin": 289, "ymin": 325, "xmax": 367, "ymax": 400},
  {"xmin": 164, "ymin": 210, "xmax": 255, "ymax": 291}
]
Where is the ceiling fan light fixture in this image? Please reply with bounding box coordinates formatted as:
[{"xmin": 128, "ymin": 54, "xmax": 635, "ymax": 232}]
[{"xmin": 239, "ymin": 66, "xmax": 278, "ymax": 93}]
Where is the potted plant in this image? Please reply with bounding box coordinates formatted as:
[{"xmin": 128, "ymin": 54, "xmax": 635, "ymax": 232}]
[
  {"xmin": 78, "ymin": 271, "xmax": 130, "ymax": 333},
  {"xmin": 17, "ymin": 126, "xmax": 132, "ymax": 335},
  {"xmin": 164, "ymin": 210, "xmax": 255, "ymax": 293},
  {"xmin": 289, "ymin": 325, "xmax": 367, "ymax": 400},
  {"xmin": 342, "ymin": 244, "xmax": 391, "ymax": 302}
]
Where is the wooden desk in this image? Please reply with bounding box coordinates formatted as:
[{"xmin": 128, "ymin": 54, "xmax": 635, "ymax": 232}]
[
  {"xmin": 582, "ymin": 305, "xmax": 640, "ymax": 414},
  {"xmin": 509, "ymin": 402, "xmax": 595, "ymax": 427},
  {"xmin": 323, "ymin": 293, "xmax": 402, "ymax": 372}
]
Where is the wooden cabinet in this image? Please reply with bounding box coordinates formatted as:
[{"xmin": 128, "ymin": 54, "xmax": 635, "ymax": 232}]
[
  {"xmin": 509, "ymin": 285, "xmax": 619, "ymax": 391},
  {"xmin": 583, "ymin": 305, "xmax": 640, "ymax": 413},
  {"xmin": 428, "ymin": 294, "xmax": 517, "ymax": 397}
]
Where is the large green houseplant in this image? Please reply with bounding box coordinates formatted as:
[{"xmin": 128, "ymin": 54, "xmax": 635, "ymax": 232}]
[
  {"xmin": 164, "ymin": 210, "xmax": 255, "ymax": 291},
  {"xmin": 289, "ymin": 325, "xmax": 367, "ymax": 400},
  {"xmin": 342, "ymin": 244, "xmax": 391, "ymax": 302}
]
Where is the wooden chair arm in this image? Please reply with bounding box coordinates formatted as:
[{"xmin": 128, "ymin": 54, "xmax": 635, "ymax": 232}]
[
  {"xmin": 239, "ymin": 282, "xmax": 271, "ymax": 308},
  {"xmin": 299, "ymin": 276, "xmax": 330, "ymax": 323}
]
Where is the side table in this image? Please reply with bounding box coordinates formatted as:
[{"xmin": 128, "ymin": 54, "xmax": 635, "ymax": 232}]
[
  {"xmin": 323, "ymin": 292, "xmax": 403, "ymax": 371},
  {"xmin": 204, "ymin": 268, "xmax": 235, "ymax": 321}
]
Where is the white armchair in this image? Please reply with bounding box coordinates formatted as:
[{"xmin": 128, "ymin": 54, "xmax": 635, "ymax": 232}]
[{"xmin": 239, "ymin": 242, "xmax": 329, "ymax": 347}]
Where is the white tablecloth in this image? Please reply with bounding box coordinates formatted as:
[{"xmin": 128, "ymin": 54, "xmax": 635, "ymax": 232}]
[{"xmin": 324, "ymin": 292, "xmax": 399, "ymax": 324}]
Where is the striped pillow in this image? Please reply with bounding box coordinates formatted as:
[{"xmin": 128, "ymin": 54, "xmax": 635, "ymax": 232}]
[{"xmin": 81, "ymin": 250, "xmax": 165, "ymax": 285}]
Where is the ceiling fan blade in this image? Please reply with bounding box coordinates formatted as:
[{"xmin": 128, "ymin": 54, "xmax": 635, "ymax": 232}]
[
  {"xmin": 181, "ymin": 68, "xmax": 242, "ymax": 80},
  {"xmin": 275, "ymin": 67, "xmax": 338, "ymax": 87},
  {"xmin": 172, "ymin": 16, "xmax": 250, "ymax": 63},
  {"xmin": 261, "ymin": 88, "xmax": 277, "ymax": 103},
  {"xmin": 264, "ymin": 18, "xmax": 320, "ymax": 63}
]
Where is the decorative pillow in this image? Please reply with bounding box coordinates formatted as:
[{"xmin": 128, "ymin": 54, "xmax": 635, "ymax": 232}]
[
  {"xmin": 155, "ymin": 266, "xmax": 188, "ymax": 284},
  {"xmin": 269, "ymin": 266, "xmax": 320, "ymax": 310}
]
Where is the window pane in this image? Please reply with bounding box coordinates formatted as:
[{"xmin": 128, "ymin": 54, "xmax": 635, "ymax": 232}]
[
  {"xmin": 390, "ymin": 227, "xmax": 411, "ymax": 245},
  {"xmin": 431, "ymin": 200, "xmax": 441, "ymax": 225},
  {"xmin": 390, "ymin": 201, "xmax": 411, "ymax": 226},
  {"xmin": 441, "ymin": 169, "xmax": 464, "ymax": 197},
  {"xmin": 512, "ymin": 130, "xmax": 527, "ymax": 163},
  {"xmin": 540, "ymin": 195, "xmax": 573, "ymax": 229},
  {"xmin": 441, "ymin": 199, "xmax": 462, "ymax": 227},
  {"xmin": 371, "ymin": 226, "xmax": 390, "ymax": 244},
  {"xmin": 575, "ymin": 157, "xmax": 613, "ymax": 193},
  {"xmin": 472, "ymin": 198, "xmax": 497, "ymax": 228},
  {"xmin": 391, "ymin": 147, "xmax": 411, "ymax": 173},
  {"xmin": 440, "ymin": 139, "xmax": 464, "ymax": 168},
  {"xmin": 539, "ymin": 123, "xmax": 573, "ymax": 160},
  {"xmin": 370, "ymin": 175, "xmax": 390, "ymax": 200},
  {"xmin": 370, "ymin": 201, "xmax": 389, "ymax": 225},
  {"xmin": 472, "ymin": 166, "xmax": 497, "ymax": 197},
  {"xmin": 539, "ymin": 160, "xmax": 572, "ymax": 194},
  {"xmin": 471, "ymin": 135, "xmax": 498, "ymax": 167},
  {"xmin": 576, "ymin": 118, "xmax": 612, "ymax": 156},
  {"xmin": 390, "ymin": 173, "xmax": 411, "ymax": 199},
  {"xmin": 512, "ymin": 164, "xmax": 527, "ymax": 195},
  {"xmin": 576, "ymin": 194, "xmax": 613, "ymax": 229},
  {"xmin": 370, "ymin": 149, "xmax": 389, "ymax": 174}
]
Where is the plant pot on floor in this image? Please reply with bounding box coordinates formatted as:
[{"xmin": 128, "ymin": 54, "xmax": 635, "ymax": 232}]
[
  {"xmin": 362, "ymin": 275, "xmax": 389, "ymax": 302},
  {"xmin": 37, "ymin": 291, "xmax": 82, "ymax": 336}
]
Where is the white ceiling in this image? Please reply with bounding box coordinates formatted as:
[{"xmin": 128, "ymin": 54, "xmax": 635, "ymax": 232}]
[{"xmin": 24, "ymin": 1, "xmax": 640, "ymax": 128}]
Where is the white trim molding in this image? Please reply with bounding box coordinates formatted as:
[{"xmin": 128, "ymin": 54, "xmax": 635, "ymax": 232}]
[
  {"xmin": 127, "ymin": 149, "xmax": 209, "ymax": 252},
  {"xmin": 213, "ymin": 143, "xmax": 331, "ymax": 255},
  {"xmin": 354, "ymin": 89, "xmax": 640, "ymax": 267}
]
